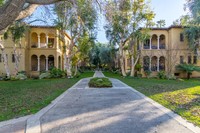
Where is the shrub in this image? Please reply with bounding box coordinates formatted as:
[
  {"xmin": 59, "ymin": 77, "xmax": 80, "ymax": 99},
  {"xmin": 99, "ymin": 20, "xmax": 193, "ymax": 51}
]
[
  {"xmin": 166, "ymin": 74, "xmax": 176, "ymax": 80},
  {"xmin": 10, "ymin": 76, "xmax": 18, "ymax": 81},
  {"xmin": 137, "ymin": 74, "xmax": 142, "ymax": 78},
  {"xmin": 135, "ymin": 64, "xmax": 142, "ymax": 71},
  {"xmin": 10, "ymin": 73, "xmax": 27, "ymax": 81},
  {"xmin": 16, "ymin": 73, "xmax": 27, "ymax": 80},
  {"xmin": 144, "ymin": 70, "xmax": 151, "ymax": 78},
  {"xmin": 18, "ymin": 71, "xmax": 26, "ymax": 75},
  {"xmin": 39, "ymin": 72, "xmax": 51, "ymax": 79},
  {"xmin": 88, "ymin": 77, "xmax": 112, "ymax": 88},
  {"xmin": 176, "ymin": 63, "xmax": 200, "ymax": 79},
  {"xmin": 50, "ymin": 68, "xmax": 65, "ymax": 78},
  {"xmin": 157, "ymin": 71, "xmax": 166, "ymax": 79},
  {"xmin": 73, "ymin": 71, "xmax": 81, "ymax": 78}
]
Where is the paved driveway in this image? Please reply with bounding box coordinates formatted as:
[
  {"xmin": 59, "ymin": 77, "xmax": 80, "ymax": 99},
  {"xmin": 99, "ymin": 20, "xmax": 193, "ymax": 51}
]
[{"xmin": 39, "ymin": 78, "xmax": 194, "ymax": 133}]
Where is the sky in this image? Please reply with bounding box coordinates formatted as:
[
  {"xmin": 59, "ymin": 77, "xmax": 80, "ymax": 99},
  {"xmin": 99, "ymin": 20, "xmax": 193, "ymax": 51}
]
[{"xmin": 30, "ymin": 0, "xmax": 187, "ymax": 43}]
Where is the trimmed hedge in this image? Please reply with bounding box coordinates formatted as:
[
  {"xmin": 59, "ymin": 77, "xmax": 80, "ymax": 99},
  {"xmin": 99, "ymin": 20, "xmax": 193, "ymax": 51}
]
[{"xmin": 88, "ymin": 77, "xmax": 112, "ymax": 88}]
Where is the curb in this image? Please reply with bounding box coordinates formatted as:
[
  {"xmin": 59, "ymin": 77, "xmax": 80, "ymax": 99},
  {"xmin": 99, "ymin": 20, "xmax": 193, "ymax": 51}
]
[
  {"xmin": 25, "ymin": 78, "xmax": 85, "ymax": 133},
  {"xmin": 0, "ymin": 115, "xmax": 31, "ymax": 128},
  {"xmin": 112, "ymin": 78, "xmax": 200, "ymax": 133}
]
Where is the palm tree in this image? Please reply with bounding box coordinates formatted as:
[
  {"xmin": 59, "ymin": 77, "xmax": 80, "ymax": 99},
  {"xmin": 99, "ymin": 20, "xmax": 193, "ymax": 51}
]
[
  {"xmin": 176, "ymin": 63, "xmax": 200, "ymax": 79},
  {"xmin": 156, "ymin": 20, "xmax": 166, "ymax": 28}
]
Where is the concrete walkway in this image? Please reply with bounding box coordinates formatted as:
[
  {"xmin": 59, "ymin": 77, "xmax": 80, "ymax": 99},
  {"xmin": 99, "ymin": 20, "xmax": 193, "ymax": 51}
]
[
  {"xmin": 1, "ymin": 71, "xmax": 200, "ymax": 133},
  {"xmin": 26, "ymin": 71, "xmax": 199, "ymax": 133}
]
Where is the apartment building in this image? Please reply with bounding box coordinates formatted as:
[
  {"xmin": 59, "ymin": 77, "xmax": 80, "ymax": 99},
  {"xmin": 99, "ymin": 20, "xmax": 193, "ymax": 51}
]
[
  {"xmin": 126, "ymin": 26, "xmax": 200, "ymax": 78},
  {"xmin": 0, "ymin": 25, "xmax": 71, "ymax": 77}
]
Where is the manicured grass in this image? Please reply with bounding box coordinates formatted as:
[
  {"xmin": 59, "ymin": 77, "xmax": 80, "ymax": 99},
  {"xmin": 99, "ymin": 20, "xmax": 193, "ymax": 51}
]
[
  {"xmin": 0, "ymin": 71, "xmax": 94, "ymax": 122},
  {"xmin": 104, "ymin": 71, "xmax": 200, "ymax": 126},
  {"xmin": 89, "ymin": 77, "xmax": 112, "ymax": 88}
]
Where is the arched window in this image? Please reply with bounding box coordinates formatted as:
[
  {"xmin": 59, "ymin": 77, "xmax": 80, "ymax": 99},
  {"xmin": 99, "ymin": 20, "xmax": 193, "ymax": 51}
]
[
  {"xmin": 48, "ymin": 55, "xmax": 54, "ymax": 70},
  {"xmin": 159, "ymin": 56, "xmax": 165, "ymax": 71},
  {"xmin": 40, "ymin": 55, "xmax": 46, "ymax": 71},
  {"xmin": 31, "ymin": 55, "xmax": 38, "ymax": 71},
  {"xmin": 31, "ymin": 33, "xmax": 38, "ymax": 48},
  {"xmin": 151, "ymin": 34, "xmax": 157, "ymax": 49},
  {"xmin": 151, "ymin": 56, "xmax": 157, "ymax": 71},
  {"xmin": 159, "ymin": 35, "xmax": 166, "ymax": 49},
  {"xmin": 143, "ymin": 56, "xmax": 150, "ymax": 71}
]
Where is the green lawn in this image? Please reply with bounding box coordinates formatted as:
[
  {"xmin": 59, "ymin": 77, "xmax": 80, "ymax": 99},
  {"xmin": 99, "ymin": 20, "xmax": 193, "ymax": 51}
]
[
  {"xmin": 104, "ymin": 72, "xmax": 200, "ymax": 126},
  {"xmin": 0, "ymin": 71, "xmax": 94, "ymax": 122}
]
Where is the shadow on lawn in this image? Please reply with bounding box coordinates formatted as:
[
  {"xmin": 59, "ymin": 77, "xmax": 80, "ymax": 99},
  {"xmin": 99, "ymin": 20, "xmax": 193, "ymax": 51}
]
[{"xmin": 104, "ymin": 72, "xmax": 200, "ymax": 95}]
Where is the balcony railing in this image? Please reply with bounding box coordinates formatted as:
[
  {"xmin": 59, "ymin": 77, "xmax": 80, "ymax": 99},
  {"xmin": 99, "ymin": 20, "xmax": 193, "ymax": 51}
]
[
  {"xmin": 159, "ymin": 44, "xmax": 165, "ymax": 49},
  {"xmin": 31, "ymin": 43, "xmax": 54, "ymax": 48},
  {"xmin": 151, "ymin": 45, "xmax": 157, "ymax": 49},
  {"xmin": 143, "ymin": 44, "xmax": 166, "ymax": 49},
  {"xmin": 143, "ymin": 45, "xmax": 150, "ymax": 49}
]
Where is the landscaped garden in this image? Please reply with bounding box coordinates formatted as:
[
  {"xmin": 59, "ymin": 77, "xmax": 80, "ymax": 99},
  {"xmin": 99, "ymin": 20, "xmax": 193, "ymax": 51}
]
[
  {"xmin": 0, "ymin": 71, "xmax": 94, "ymax": 122},
  {"xmin": 103, "ymin": 71, "xmax": 200, "ymax": 126}
]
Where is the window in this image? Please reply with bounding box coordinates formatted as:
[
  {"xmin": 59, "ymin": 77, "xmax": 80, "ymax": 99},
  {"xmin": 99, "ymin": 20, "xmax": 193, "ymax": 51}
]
[
  {"xmin": 12, "ymin": 54, "xmax": 15, "ymax": 63},
  {"xmin": 193, "ymin": 56, "xmax": 197, "ymax": 64},
  {"xmin": 180, "ymin": 33, "xmax": 184, "ymax": 42},
  {"xmin": 143, "ymin": 39, "xmax": 150, "ymax": 49},
  {"xmin": 188, "ymin": 56, "xmax": 192, "ymax": 64},
  {"xmin": 180, "ymin": 56, "xmax": 184, "ymax": 64},
  {"xmin": 174, "ymin": 73, "xmax": 180, "ymax": 76}
]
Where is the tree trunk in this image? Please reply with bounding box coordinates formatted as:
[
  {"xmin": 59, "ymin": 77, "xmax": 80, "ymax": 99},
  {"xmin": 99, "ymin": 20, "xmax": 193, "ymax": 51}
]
[
  {"xmin": 130, "ymin": 55, "xmax": 135, "ymax": 77},
  {"xmin": 1, "ymin": 48, "xmax": 10, "ymax": 77},
  {"xmin": 13, "ymin": 44, "xmax": 21, "ymax": 76},
  {"xmin": 119, "ymin": 44, "xmax": 126, "ymax": 76},
  {"xmin": 66, "ymin": 57, "xmax": 72, "ymax": 77},
  {"xmin": 74, "ymin": 64, "xmax": 78, "ymax": 76},
  {"xmin": 64, "ymin": 54, "xmax": 67, "ymax": 71},
  {"xmin": 187, "ymin": 72, "xmax": 190, "ymax": 80}
]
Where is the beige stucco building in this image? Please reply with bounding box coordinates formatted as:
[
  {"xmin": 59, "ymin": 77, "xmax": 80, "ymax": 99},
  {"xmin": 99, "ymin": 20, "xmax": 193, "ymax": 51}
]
[
  {"xmin": 125, "ymin": 26, "xmax": 200, "ymax": 78},
  {"xmin": 0, "ymin": 26, "xmax": 71, "ymax": 77}
]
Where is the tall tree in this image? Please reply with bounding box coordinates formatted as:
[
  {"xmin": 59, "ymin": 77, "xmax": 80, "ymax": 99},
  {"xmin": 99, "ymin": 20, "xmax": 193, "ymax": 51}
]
[
  {"xmin": 156, "ymin": 19, "xmax": 166, "ymax": 28},
  {"xmin": 4, "ymin": 22, "xmax": 27, "ymax": 76},
  {"xmin": 184, "ymin": 0, "xmax": 200, "ymax": 51},
  {"xmin": 54, "ymin": 0, "xmax": 97, "ymax": 77},
  {"xmin": 104, "ymin": 0, "xmax": 154, "ymax": 76}
]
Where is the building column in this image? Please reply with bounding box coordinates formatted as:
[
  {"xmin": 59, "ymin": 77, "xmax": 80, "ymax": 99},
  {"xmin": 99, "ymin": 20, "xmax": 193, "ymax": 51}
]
[
  {"xmin": 157, "ymin": 36, "xmax": 160, "ymax": 49},
  {"xmin": 157, "ymin": 57, "xmax": 159, "ymax": 71},
  {"xmin": 37, "ymin": 57, "xmax": 40, "ymax": 71},
  {"xmin": 46, "ymin": 35, "xmax": 49, "ymax": 48},
  {"xmin": 46, "ymin": 57, "xmax": 48, "ymax": 71},
  {"xmin": 150, "ymin": 37, "xmax": 152, "ymax": 50},
  {"xmin": 149, "ymin": 57, "xmax": 151, "ymax": 71},
  {"xmin": 38, "ymin": 35, "xmax": 40, "ymax": 48}
]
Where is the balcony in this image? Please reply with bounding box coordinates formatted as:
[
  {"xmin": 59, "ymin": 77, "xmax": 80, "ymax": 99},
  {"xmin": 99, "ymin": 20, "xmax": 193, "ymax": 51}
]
[
  {"xmin": 151, "ymin": 45, "xmax": 157, "ymax": 49},
  {"xmin": 143, "ymin": 44, "xmax": 166, "ymax": 50},
  {"xmin": 143, "ymin": 45, "xmax": 150, "ymax": 49},
  {"xmin": 159, "ymin": 44, "xmax": 165, "ymax": 49},
  {"xmin": 31, "ymin": 43, "xmax": 54, "ymax": 48}
]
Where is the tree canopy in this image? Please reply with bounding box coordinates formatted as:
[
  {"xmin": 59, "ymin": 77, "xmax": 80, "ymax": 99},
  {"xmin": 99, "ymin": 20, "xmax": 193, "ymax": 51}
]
[
  {"xmin": 0, "ymin": 0, "xmax": 101, "ymax": 32},
  {"xmin": 104, "ymin": 0, "xmax": 155, "ymax": 76},
  {"xmin": 183, "ymin": 0, "xmax": 200, "ymax": 50}
]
